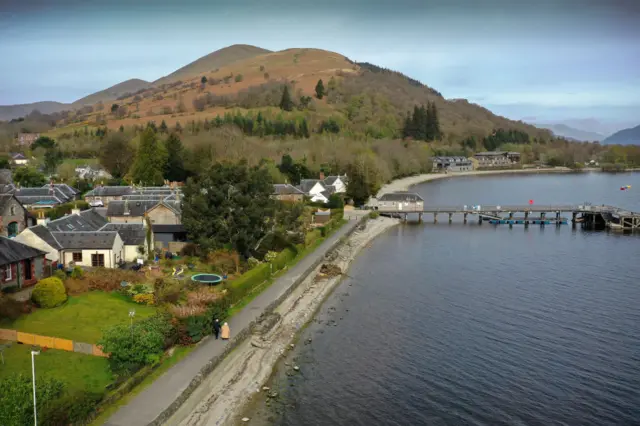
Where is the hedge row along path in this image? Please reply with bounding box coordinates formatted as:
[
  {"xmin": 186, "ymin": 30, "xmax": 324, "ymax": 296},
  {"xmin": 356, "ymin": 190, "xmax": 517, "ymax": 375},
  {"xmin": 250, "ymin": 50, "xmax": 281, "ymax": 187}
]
[{"xmin": 105, "ymin": 219, "xmax": 360, "ymax": 426}]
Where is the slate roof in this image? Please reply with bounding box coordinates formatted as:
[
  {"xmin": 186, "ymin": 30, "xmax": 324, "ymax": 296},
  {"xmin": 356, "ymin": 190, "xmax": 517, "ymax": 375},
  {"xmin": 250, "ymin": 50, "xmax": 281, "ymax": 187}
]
[
  {"xmin": 14, "ymin": 186, "xmax": 73, "ymax": 205},
  {"xmin": 107, "ymin": 200, "xmax": 159, "ymax": 217},
  {"xmin": 41, "ymin": 183, "xmax": 79, "ymax": 199},
  {"xmin": 0, "ymin": 170, "xmax": 12, "ymax": 185},
  {"xmin": 298, "ymin": 179, "xmax": 325, "ymax": 194},
  {"xmin": 273, "ymin": 184, "xmax": 304, "ymax": 195},
  {"xmin": 14, "ymin": 196, "xmax": 64, "ymax": 206},
  {"xmin": 45, "ymin": 209, "xmax": 108, "ymax": 232},
  {"xmin": 51, "ymin": 231, "xmax": 118, "ymax": 250},
  {"xmin": 28, "ymin": 225, "xmax": 62, "ymax": 250},
  {"xmin": 84, "ymin": 186, "xmax": 133, "ymax": 197},
  {"xmin": 378, "ymin": 192, "xmax": 424, "ymax": 202},
  {"xmin": 152, "ymin": 224, "xmax": 186, "ymax": 233},
  {"xmin": 11, "ymin": 153, "xmax": 26, "ymax": 160},
  {"xmin": 0, "ymin": 236, "xmax": 47, "ymax": 266},
  {"xmin": 474, "ymin": 151, "xmax": 520, "ymax": 157},
  {"xmin": 0, "ymin": 183, "xmax": 16, "ymax": 194},
  {"xmin": 100, "ymin": 223, "xmax": 146, "ymax": 245}
]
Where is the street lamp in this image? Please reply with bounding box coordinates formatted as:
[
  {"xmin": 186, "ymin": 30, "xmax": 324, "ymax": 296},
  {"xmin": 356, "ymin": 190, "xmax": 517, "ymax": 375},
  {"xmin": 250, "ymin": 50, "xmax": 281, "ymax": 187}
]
[{"xmin": 31, "ymin": 350, "xmax": 40, "ymax": 426}]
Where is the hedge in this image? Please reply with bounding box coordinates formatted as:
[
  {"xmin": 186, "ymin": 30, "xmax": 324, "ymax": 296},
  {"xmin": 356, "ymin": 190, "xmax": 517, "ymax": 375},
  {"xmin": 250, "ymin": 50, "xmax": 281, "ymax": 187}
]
[{"xmin": 32, "ymin": 277, "xmax": 67, "ymax": 308}]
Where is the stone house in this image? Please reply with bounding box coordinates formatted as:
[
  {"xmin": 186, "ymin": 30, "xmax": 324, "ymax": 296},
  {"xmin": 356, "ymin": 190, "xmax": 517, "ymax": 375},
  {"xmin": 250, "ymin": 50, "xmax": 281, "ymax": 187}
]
[
  {"xmin": 432, "ymin": 156, "xmax": 474, "ymax": 172},
  {"xmin": 273, "ymin": 184, "xmax": 305, "ymax": 202},
  {"xmin": 17, "ymin": 132, "xmax": 40, "ymax": 147},
  {"xmin": 376, "ymin": 192, "xmax": 425, "ymax": 211},
  {"xmin": 145, "ymin": 201, "xmax": 181, "ymax": 225},
  {"xmin": 0, "ymin": 236, "xmax": 48, "ymax": 290},
  {"xmin": 0, "ymin": 194, "xmax": 30, "ymax": 238},
  {"xmin": 473, "ymin": 151, "xmax": 521, "ymax": 168},
  {"xmin": 107, "ymin": 200, "xmax": 159, "ymax": 224}
]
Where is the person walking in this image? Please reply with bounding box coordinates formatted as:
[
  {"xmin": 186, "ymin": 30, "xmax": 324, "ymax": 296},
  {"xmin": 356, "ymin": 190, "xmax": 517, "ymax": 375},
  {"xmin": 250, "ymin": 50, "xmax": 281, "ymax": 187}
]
[
  {"xmin": 220, "ymin": 322, "xmax": 230, "ymax": 340},
  {"xmin": 212, "ymin": 319, "xmax": 221, "ymax": 340}
]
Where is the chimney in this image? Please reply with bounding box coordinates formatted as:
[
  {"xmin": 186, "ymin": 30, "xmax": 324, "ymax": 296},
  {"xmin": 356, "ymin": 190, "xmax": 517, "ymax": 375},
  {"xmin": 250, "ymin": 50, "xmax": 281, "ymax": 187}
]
[
  {"xmin": 124, "ymin": 199, "xmax": 130, "ymax": 215},
  {"xmin": 319, "ymin": 171, "xmax": 325, "ymax": 180},
  {"xmin": 71, "ymin": 203, "xmax": 81, "ymax": 215},
  {"xmin": 37, "ymin": 210, "xmax": 49, "ymax": 226}
]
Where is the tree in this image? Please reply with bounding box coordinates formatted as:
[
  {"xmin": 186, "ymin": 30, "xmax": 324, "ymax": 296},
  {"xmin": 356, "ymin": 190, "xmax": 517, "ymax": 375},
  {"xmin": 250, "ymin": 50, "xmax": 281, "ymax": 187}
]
[
  {"xmin": 300, "ymin": 118, "xmax": 310, "ymax": 138},
  {"xmin": 119, "ymin": 125, "xmax": 124, "ymax": 132},
  {"xmin": 13, "ymin": 166, "xmax": 46, "ymax": 187},
  {"xmin": 181, "ymin": 161, "xmax": 278, "ymax": 258},
  {"xmin": 279, "ymin": 85, "xmax": 294, "ymax": 112},
  {"xmin": 315, "ymin": 79, "xmax": 325, "ymax": 99},
  {"xmin": 159, "ymin": 120, "xmax": 168, "ymax": 133},
  {"xmin": 201, "ymin": 76, "xmax": 207, "ymax": 84},
  {"xmin": 111, "ymin": 103, "xmax": 119, "ymax": 114},
  {"xmin": 30, "ymin": 136, "xmax": 55, "ymax": 151},
  {"xmin": 175, "ymin": 121, "xmax": 182, "ymax": 133},
  {"xmin": 0, "ymin": 374, "xmax": 65, "ymax": 426},
  {"xmin": 0, "ymin": 155, "xmax": 10, "ymax": 169},
  {"xmin": 56, "ymin": 162, "xmax": 76, "ymax": 181},
  {"xmin": 43, "ymin": 148, "xmax": 63, "ymax": 174},
  {"xmin": 99, "ymin": 132, "xmax": 134, "ymax": 178},
  {"xmin": 164, "ymin": 133, "xmax": 187, "ymax": 182},
  {"xmin": 130, "ymin": 128, "xmax": 168, "ymax": 186},
  {"xmin": 346, "ymin": 157, "xmax": 381, "ymax": 206}
]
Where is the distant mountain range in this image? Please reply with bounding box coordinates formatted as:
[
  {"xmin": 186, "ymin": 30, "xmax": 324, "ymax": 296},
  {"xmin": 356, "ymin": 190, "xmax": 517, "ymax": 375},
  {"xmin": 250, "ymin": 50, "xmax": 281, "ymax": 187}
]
[
  {"xmin": 0, "ymin": 101, "xmax": 69, "ymax": 121},
  {"xmin": 534, "ymin": 123, "xmax": 605, "ymax": 142},
  {"xmin": 602, "ymin": 124, "xmax": 640, "ymax": 145}
]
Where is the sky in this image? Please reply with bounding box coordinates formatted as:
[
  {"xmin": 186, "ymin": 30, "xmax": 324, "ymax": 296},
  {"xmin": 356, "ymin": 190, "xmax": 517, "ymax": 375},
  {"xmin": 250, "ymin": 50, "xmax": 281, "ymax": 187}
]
[{"xmin": 1, "ymin": 0, "xmax": 639, "ymax": 128}]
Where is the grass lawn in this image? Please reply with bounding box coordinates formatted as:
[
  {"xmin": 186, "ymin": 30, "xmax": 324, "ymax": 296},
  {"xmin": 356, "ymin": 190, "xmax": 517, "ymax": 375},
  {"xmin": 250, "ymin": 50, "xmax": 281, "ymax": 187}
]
[
  {"xmin": 0, "ymin": 343, "xmax": 112, "ymax": 394},
  {"xmin": 2, "ymin": 292, "xmax": 156, "ymax": 343}
]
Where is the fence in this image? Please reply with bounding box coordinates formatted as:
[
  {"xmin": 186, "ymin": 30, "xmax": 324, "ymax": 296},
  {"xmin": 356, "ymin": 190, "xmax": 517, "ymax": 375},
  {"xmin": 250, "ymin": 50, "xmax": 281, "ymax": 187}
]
[{"xmin": 0, "ymin": 328, "xmax": 107, "ymax": 357}]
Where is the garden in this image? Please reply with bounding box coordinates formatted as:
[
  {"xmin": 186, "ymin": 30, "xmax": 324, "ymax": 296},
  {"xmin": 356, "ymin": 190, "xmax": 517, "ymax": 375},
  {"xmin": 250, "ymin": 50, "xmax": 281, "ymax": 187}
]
[{"xmin": 0, "ymin": 208, "xmax": 345, "ymax": 425}]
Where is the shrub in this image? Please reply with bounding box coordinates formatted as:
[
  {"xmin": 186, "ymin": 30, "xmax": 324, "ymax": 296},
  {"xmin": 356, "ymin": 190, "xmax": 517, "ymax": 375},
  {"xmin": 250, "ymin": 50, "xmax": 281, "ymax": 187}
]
[
  {"xmin": 42, "ymin": 391, "xmax": 103, "ymax": 426},
  {"xmin": 0, "ymin": 374, "xmax": 65, "ymax": 426},
  {"xmin": 186, "ymin": 288, "xmax": 220, "ymax": 306},
  {"xmin": 99, "ymin": 315, "xmax": 172, "ymax": 375},
  {"xmin": 180, "ymin": 243, "xmax": 199, "ymax": 257},
  {"xmin": 235, "ymin": 74, "xmax": 244, "ymax": 83},
  {"xmin": 70, "ymin": 266, "xmax": 84, "ymax": 279},
  {"xmin": 83, "ymin": 269, "xmax": 144, "ymax": 292},
  {"xmin": 247, "ymin": 257, "xmax": 260, "ymax": 270},
  {"xmin": 170, "ymin": 304, "xmax": 207, "ymax": 319},
  {"xmin": 63, "ymin": 277, "xmax": 89, "ymax": 296},
  {"xmin": 133, "ymin": 294, "xmax": 155, "ymax": 305},
  {"xmin": 263, "ymin": 251, "xmax": 277, "ymax": 262},
  {"xmin": 0, "ymin": 294, "xmax": 23, "ymax": 320},
  {"xmin": 369, "ymin": 211, "xmax": 380, "ymax": 219},
  {"xmin": 154, "ymin": 280, "xmax": 184, "ymax": 305},
  {"xmin": 53, "ymin": 269, "xmax": 67, "ymax": 282},
  {"xmin": 185, "ymin": 314, "xmax": 211, "ymax": 343},
  {"xmin": 32, "ymin": 277, "xmax": 67, "ymax": 308}
]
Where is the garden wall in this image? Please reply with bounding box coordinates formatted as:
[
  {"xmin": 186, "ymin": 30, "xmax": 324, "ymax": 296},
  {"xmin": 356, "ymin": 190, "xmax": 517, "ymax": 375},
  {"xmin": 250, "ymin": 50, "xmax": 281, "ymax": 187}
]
[{"xmin": 0, "ymin": 328, "xmax": 107, "ymax": 357}]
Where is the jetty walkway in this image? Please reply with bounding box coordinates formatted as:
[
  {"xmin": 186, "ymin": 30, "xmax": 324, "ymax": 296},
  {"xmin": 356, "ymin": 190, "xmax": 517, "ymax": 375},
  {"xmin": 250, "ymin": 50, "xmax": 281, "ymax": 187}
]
[{"xmin": 378, "ymin": 203, "xmax": 640, "ymax": 230}]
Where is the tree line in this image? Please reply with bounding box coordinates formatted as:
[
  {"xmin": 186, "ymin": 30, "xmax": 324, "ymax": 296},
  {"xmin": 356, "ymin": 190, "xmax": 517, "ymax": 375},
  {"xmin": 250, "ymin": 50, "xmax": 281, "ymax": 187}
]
[{"xmin": 402, "ymin": 103, "xmax": 442, "ymax": 141}]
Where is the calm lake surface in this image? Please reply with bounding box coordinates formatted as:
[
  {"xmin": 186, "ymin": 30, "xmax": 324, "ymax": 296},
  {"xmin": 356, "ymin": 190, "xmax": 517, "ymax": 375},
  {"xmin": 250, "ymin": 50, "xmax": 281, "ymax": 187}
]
[{"xmin": 250, "ymin": 172, "xmax": 640, "ymax": 426}]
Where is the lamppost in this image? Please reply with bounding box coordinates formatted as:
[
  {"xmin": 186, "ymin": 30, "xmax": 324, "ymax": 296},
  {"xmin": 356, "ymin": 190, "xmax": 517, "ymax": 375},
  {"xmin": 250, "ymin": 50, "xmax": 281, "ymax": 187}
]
[
  {"xmin": 31, "ymin": 350, "xmax": 40, "ymax": 426},
  {"xmin": 129, "ymin": 309, "xmax": 136, "ymax": 334}
]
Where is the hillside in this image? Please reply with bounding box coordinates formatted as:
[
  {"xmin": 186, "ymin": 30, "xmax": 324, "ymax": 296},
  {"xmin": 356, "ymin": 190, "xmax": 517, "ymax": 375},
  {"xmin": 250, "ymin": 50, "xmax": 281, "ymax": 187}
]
[
  {"xmin": 153, "ymin": 44, "xmax": 271, "ymax": 86},
  {"xmin": 52, "ymin": 45, "xmax": 552, "ymax": 145},
  {"xmin": 535, "ymin": 123, "xmax": 604, "ymax": 142},
  {"xmin": 72, "ymin": 78, "xmax": 152, "ymax": 107},
  {"xmin": 0, "ymin": 101, "xmax": 69, "ymax": 121},
  {"xmin": 602, "ymin": 124, "xmax": 640, "ymax": 145}
]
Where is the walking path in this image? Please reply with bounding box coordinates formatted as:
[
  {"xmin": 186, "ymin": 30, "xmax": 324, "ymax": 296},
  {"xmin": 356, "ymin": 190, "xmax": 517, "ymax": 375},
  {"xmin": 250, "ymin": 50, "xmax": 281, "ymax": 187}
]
[{"xmin": 105, "ymin": 220, "xmax": 359, "ymax": 426}]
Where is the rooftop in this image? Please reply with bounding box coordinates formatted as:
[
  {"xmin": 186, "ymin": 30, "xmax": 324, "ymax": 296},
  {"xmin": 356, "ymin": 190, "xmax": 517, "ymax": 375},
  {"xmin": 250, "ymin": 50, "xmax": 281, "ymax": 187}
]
[
  {"xmin": 51, "ymin": 231, "xmax": 119, "ymax": 250},
  {"xmin": 273, "ymin": 184, "xmax": 304, "ymax": 195},
  {"xmin": 100, "ymin": 223, "xmax": 146, "ymax": 245},
  {"xmin": 0, "ymin": 236, "xmax": 47, "ymax": 266},
  {"xmin": 378, "ymin": 192, "xmax": 424, "ymax": 202}
]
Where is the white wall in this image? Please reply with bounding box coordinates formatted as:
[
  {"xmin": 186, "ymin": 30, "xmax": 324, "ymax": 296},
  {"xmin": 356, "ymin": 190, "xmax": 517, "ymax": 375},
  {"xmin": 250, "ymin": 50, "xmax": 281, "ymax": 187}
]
[
  {"xmin": 123, "ymin": 245, "xmax": 141, "ymax": 262},
  {"xmin": 61, "ymin": 234, "xmax": 125, "ymax": 268},
  {"xmin": 331, "ymin": 178, "xmax": 347, "ymax": 193},
  {"xmin": 308, "ymin": 182, "xmax": 326, "ymax": 196},
  {"xmin": 14, "ymin": 229, "xmax": 60, "ymax": 263}
]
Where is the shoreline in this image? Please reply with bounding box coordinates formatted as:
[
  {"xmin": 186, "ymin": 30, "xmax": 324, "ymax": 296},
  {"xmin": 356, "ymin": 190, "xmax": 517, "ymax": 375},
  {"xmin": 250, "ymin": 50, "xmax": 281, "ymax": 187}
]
[
  {"xmin": 376, "ymin": 167, "xmax": 575, "ymax": 195},
  {"xmin": 165, "ymin": 217, "xmax": 399, "ymax": 426}
]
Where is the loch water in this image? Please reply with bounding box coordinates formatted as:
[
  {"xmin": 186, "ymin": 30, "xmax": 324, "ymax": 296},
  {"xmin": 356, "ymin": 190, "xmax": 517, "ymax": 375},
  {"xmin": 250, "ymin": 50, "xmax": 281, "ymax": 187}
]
[{"xmin": 248, "ymin": 172, "xmax": 640, "ymax": 426}]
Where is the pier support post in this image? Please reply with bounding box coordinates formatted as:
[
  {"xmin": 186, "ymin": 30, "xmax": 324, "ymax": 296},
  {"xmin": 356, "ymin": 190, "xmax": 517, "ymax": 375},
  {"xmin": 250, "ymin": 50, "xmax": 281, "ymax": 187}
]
[
  {"xmin": 464, "ymin": 213, "xmax": 468, "ymax": 224},
  {"xmin": 524, "ymin": 211, "xmax": 529, "ymax": 225},
  {"xmin": 434, "ymin": 213, "xmax": 438, "ymax": 223},
  {"xmin": 478, "ymin": 216, "xmax": 482, "ymax": 225},
  {"xmin": 449, "ymin": 213, "xmax": 453, "ymax": 223},
  {"xmin": 418, "ymin": 213, "xmax": 422, "ymax": 223},
  {"xmin": 556, "ymin": 211, "xmax": 561, "ymax": 226},
  {"xmin": 509, "ymin": 212, "xmax": 513, "ymax": 219},
  {"xmin": 540, "ymin": 212, "xmax": 546, "ymax": 226}
]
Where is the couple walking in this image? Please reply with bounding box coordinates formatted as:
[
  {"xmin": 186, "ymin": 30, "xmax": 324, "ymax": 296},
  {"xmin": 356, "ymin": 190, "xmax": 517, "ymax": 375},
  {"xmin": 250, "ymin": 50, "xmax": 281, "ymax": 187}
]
[{"xmin": 213, "ymin": 319, "xmax": 230, "ymax": 340}]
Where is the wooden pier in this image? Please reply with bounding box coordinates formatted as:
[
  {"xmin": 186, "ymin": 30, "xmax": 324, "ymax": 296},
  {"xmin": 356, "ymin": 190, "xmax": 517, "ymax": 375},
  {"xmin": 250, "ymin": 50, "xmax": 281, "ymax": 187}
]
[{"xmin": 377, "ymin": 203, "xmax": 640, "ymax": 231}]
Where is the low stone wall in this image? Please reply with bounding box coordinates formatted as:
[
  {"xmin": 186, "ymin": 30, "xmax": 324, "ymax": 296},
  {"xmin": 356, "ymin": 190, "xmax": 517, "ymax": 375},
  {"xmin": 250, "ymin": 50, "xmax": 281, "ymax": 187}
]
[{"xmin": 149, "ymin": 218, "xmax": 366, "ymax": 426}]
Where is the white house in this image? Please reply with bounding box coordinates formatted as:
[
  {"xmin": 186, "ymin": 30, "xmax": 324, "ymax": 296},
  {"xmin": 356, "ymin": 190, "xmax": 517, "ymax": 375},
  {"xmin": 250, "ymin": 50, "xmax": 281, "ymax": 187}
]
[
  {"xmin": 10, "ymin": 153, "xmax": 29, "ymax": 166},
  {"xmin": 55, "ymin": 231, "xmax": 125, "ymax": 268},
  {"xmin": 14, "ymin": 225, "xmax": 62, "ymax": 264},
  {"xmin": 99, "ymin": 223, "xmax": 150, "ymax": 262},
  {"xmin": 323, "ymin": 175, "xmax": 348, "ymax": 193}
]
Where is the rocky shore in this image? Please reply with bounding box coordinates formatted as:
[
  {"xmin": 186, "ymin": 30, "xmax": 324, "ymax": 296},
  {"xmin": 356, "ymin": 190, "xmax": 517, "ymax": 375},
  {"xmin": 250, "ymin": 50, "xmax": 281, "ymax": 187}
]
[{"xmin": 165, "ymin": 217, "xmax": 399, "ymax": 426}]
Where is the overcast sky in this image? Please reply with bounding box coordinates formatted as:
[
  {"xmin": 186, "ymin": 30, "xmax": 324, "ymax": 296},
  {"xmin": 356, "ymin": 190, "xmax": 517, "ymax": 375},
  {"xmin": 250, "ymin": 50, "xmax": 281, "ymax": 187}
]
[{"xmin": 1, "ymin": 0, "xmax": 639, "ymax": 124}]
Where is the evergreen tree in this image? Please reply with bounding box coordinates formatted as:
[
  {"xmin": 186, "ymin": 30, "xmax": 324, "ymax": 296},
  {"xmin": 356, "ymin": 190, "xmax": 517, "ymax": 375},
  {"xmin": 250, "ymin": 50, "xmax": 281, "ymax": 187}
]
[
  {"xmin": 175, "ymin": 121, "xmax": 182, "ymax": 133},
  {"xmin": 130, "ymin": 128, "xmax": 168, "ymax": 186},
  {"xmin": 256, "ymin": 111, "xmax": 263, "ymax": 124},
  {"xmin": 119, "ymin": 125, "xmax": 124, "ymax": 132},
  {"xmin": 164, "ymin": 133, "xmax": 187, "ymax": 182},
  {"xmin": 315, "ymin": 79, "xmax": 325, "ymax": 99},
  {"xmin": 159, "ymin": 120, "xmax": 168, "ymax": 133},
  {"xmin": 300, "ymin": 118, "xmax": 310, "ymax": 138},
  {"xmin": 201, "ymin": 76, "xmax": 207, "ymax": 84},
  {"xmin": 279, "ymin": 85, "xmax": 294, "ymax": 111}
]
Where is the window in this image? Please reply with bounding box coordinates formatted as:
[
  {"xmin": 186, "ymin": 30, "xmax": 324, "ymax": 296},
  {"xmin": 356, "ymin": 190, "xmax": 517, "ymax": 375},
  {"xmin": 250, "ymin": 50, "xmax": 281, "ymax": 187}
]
[
  {"xmin": 72, "ymin": 252, "xmax": 83, "ymax": 262},
  {"xmin": 91, "ymin": 254, "xmax": 105, "ymax": 267},
  {"xmin": 7, "ymin": 222, "xmax": 18, "ymax": 238},
  {"xmin": 3, "ymin": 265, "xmax": 12, "ymax": 281}
]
